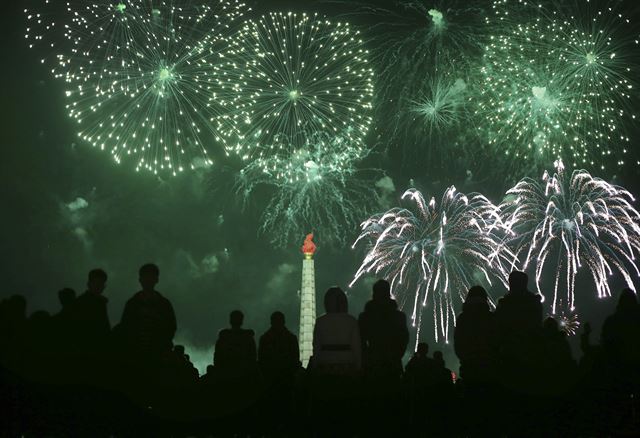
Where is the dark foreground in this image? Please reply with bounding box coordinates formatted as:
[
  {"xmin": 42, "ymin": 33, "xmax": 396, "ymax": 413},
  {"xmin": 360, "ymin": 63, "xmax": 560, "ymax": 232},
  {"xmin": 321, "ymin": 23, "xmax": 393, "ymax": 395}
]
[{"xmin": 1, "ymin": 267, "xmax": 639, "ymax": 436}]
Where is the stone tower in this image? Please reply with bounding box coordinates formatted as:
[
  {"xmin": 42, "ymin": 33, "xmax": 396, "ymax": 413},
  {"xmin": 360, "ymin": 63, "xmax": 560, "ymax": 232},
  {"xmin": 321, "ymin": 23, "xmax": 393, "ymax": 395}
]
[{"xmin": 299, "ymin": 233, "xmax": 317, "ymax": 368}]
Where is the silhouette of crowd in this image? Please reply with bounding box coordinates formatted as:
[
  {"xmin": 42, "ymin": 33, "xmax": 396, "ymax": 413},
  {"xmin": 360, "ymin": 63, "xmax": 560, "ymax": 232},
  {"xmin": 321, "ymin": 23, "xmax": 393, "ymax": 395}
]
[{"xmin": 1, "ymin": 266, "xmax": 639, "ymax": 436}]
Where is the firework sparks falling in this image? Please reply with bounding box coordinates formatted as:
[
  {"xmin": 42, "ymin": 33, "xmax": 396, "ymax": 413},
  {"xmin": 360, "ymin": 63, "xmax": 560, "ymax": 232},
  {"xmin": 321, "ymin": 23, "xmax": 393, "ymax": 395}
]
[
  {"xmin": 501, "ymin": 160, "xmax": 640, "ymax": 313},
  {"xmin": 236, "ymin": 133, "xmax": 375, "ymax": 248},
  {"xmin": 351, "ymin": 186, "xmax": 513, "ymax": 344}
]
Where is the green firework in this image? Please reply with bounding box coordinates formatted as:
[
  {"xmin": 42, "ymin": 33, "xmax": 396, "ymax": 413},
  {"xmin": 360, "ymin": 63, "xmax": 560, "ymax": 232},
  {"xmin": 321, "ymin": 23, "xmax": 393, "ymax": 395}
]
[
  {"xmin": 53, "ymin": 0, "xmax": 248, "ymax": 175},
  {"xmin": 476, "ymin": 0, "xmax": 638, "ymax": 171},
  {"xmin": 236, "ymin": 132, "xmax": 376, "ymax": 248},
  {"xmin": 212, "ymin": 12, "xmax": 374, "ymax": 174}
]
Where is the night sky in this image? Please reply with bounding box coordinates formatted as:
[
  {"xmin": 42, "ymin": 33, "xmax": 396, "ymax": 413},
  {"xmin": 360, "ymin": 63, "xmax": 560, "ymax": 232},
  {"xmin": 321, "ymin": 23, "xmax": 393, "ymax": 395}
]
[{"xmin": 2, "ymin": 0, "xmax": 640, "ymax": 373}]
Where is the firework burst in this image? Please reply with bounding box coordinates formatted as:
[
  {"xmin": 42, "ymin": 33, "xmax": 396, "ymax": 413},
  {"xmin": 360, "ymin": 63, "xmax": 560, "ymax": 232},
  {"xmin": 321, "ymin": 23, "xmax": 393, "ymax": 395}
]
[
  {"xmin": 556, "ymin": 308, "xmax": 581, "ymax": 337},
  {"xmin": 351, "ymin": 186, "xmax": 513, "ymax": 344},
  {"xmin": 237, "ymin": 133, "xmax": 375, "ymax": 247},
  {"xmin": 477, "ymin": 0, "xmax": 638, "ymax": 172},
  {"xmin": 332, "ymin": 0, "xmax": 488, "ymax": 159},
  {"xmin": 56, "ymin": 0, "xmax": 249, "ymax": 175},
  {"xmin": 501, "ymin": 160, "xmax": 640, "ymax": 313},
  {"xmin": 408, "ymin": 76, "xmax": 469, "ymax": 136},
  {"xmin": 213, "ymin": 12, "xmax": 374, "ymax": 172}
]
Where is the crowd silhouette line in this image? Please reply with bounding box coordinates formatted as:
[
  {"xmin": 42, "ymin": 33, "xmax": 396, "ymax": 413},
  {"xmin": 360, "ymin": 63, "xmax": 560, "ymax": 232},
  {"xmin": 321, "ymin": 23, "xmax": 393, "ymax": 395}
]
[{"xmin": 1, "ymin": 265, "xmax": 639, "ymax": 436}]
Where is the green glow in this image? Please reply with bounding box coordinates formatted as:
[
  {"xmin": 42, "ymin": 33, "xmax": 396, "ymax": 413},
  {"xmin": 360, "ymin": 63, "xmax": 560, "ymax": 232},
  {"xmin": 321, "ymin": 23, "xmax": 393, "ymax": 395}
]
[
  {"xmin": 531, "ymin": 86, "xmax": 557, "ymax": 109},
  {"xmin": 585, "ymin": 52, "xmax": 596, "ymax": 65},
  {"xmin": 115, "ymin": 2, "xmax": 126, "ymax": 13},
  {"xmin": 288, "ymin": 89, "xmax": 300, "ymax": 101},
  {"xmin": 428, "ymin": 9, "xmax": 444, "ymax": 28},
  {"xmin": 158, "ymin": 67, "xmax": 173, "ymax": 81}
]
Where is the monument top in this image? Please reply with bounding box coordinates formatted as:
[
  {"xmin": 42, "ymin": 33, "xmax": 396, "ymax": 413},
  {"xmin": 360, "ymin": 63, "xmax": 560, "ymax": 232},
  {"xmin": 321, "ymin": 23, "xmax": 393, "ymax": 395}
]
[{"xmin": 301, "ymin": 233, "xmax": 316, "ymax": 259}]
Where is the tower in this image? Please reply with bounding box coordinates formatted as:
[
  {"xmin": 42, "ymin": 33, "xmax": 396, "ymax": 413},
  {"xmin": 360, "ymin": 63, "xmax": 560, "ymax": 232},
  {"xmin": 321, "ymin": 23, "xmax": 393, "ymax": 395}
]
[{"xmin": 299, "ymin": 233, "xmax": 317, "ymax": 368}]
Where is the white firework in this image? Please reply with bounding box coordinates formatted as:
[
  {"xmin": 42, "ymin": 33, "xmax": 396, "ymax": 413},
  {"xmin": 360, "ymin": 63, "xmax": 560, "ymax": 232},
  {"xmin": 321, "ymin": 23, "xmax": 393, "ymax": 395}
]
[
  {"xmin": 502, "ymin": 160, "xmax": 640, "ymax": 313},
  {"xmin": 351, "ymin": 186, "xmax": 513, "ymax": 344}
]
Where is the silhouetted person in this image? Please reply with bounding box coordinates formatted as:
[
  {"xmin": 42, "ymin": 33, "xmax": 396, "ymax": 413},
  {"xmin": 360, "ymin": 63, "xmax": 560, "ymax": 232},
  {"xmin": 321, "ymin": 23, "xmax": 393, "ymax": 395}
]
[
  {"xmin": 454, "ymin": 286, "xmax": 500, "ymax": 436},
  {"xmin": 54, "ymin": 288, "xmax": 76, "ymax": 333},
  {"xmin": 0, "ymin": 294, "xmax": 27, "ymax": 370},
  {"xmin": 405, "ymin": 342, "xmax": 435, "ymax": 384},
  {"xmin": 174, "ymin": 344, "xmax": 186, "ymax": 358},
  {"xmin": 542, "ymin": 317, "xmax": 574, "ymax": 366},
  {"xmin": 70, "ymin": 269, "xmax": 111, "ymax": 381},
  {"xmin": 430, "ymin": 351, "xmax": 455, "ymax": 436},
  {"xmin": 72, "ymin": 269, "xmax": 110, "ymax": 337},
  {"xmin": 169, "ymin": 345, "xmax": 198, "ymax": 385},
  {"xmin": 358, "ymin": 279, "xmax": 408, "ymax": 378},
  {"xmin": 312, "ymin": 287, "xmax": 361, "ymax": 374},
  {"xmin": 404, "ymin": 343, "xmax": 437, "ymax": 433},
  {"xmin": 495, "ymin": 271, "xmax": 543, "ymax": 337},
  {"xmin": 454, "ymin": 286, "xmax": 497, "ymax": 384},
  {"xmin": 214, "ymin": 310, "xmax": 257, "ymax": 376},
  {"xmin": 494, "ymin": 272, "xmax": 544, "ymax": 432},
  {"xmin": 579, "ymin": 321, "xmax": 605, "ymax": 379},
  {"xmin": 539, "ymin": 317, "xmax": 576, "ymax": 392},
  {"xmin": 309, "ymin": 287, "xmax": 361, "ymax": 436},
  {"xmin": 601, "ymin": 288, "xmax": 640, "ymax": 386},
  {"xmin": 58, "ymin": 287, "xmax": 76, "ymax": 310},
  {"xmin": 495, "ymin": 271, "xmax": 542, "ymax": 384},
  {"xmin": 258, "ymin": 311, "xmax": 300, "ymax": 433},
  {"xmin": 258, "ymin": 311, "xmax": 299, "ymax": 381},
  {"xmin": 580, "ymin": 321, "xmax": 595, "ymax": 358},
  {"xmin": 52, "ymin": 288, "xmax": 77, "ymax": 379},
  {"xmin": 25, "ymin": 310, "xmax": 55, "ymax": 382},
  {"xmin": 201, "ymin": 364, "xmax": 216, "ymax": 384},
  {"xmin": 432, "ymin": 351, "xmax": 454, "ymax": 389},
  {"xmin": 119, "ymin": 263, "xmax": 177, "ymax": 362},
  {"xmin": 212, "ymin": 309, "xmax": 260, "ymax": 430},
  {"xmin": 575, "ymin": 321, "xmax": 609, "ymax": 435}
]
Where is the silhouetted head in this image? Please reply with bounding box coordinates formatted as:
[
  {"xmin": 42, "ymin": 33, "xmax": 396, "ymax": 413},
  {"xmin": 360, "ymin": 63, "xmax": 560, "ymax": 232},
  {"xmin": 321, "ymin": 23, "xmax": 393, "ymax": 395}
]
[
  {"xmin": 508, "ymin": 271, "xmax": 528, "ymax": 293},
  {"xmin": 206, "ymin": 364, "xmax": 214, "ymax": 375},
  {"xmin": 324, "ymin": 287, "xmax": 348, "ymax": 314},
  {"xmin": 271, "ymin": 311, "xmax": 285, "ymax": 328},
  {"xmin": 58, "ymin": 288, "xmax": 76, "ymax": 308},
  {"xmin": 466, "ymin": 286, "xmax": 488, "ymax": 303},
  {"xmin": 416, "ymin": 342, "xmax": 429, "ymax": 357},
  {"xmin": 8, "ymin": 294, "xmax": 27, "ymax": 319},
  {"xmin": 372, "ymin": 279, "xmax": 392, "ymax": 302},
  {"xmin": 433, "ymin": 351, "xmax": 444, "ymax": 367},
  {"xmin": 543, "ymin": 317, "xmax": 560, "ymax": 334},
  {"xmin": 139, "ymin": 263, "xmax": 159, "ymax": 292},
  {"xmin": 174, "ymin": 345, "xmax": 185, "ymax": 355},
  {"xmin": 87, "ymin": 269, "xmax": 107, "ymax": 295},
  {"xmin": 230, "ymin": 310, "xmax": 244, "ymax": 328},
  {"xmin": 616, "ymin": 288, "xmax": 638, "ymax": 314}
]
